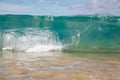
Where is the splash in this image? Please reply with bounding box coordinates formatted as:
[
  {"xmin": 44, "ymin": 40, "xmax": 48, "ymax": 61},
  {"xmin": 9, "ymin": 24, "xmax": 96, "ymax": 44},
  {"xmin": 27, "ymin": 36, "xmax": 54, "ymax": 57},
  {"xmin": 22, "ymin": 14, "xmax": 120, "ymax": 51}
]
[{"xmin": 2, "ymin": 28, "xmax": 62, "ymax": 52}]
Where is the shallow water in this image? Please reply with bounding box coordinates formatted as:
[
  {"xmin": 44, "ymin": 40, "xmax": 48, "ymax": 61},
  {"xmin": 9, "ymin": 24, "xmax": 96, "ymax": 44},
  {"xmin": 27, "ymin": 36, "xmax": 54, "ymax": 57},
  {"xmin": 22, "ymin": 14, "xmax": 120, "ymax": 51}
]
[
  {"xmin": 0, "ymin": 51, "xmax": 120, "ymax": 80},
  {"xmin": 0, "ymin": 14, "xmax": 120, "ymax": 80}
]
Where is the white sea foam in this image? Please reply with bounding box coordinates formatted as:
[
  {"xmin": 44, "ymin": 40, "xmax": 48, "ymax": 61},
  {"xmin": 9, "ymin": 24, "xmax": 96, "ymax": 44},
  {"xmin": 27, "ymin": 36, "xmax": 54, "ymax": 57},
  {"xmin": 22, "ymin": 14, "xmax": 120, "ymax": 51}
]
[{"xmin": 2, "ymin": 28, "xmax": 63, "ymax": 52}]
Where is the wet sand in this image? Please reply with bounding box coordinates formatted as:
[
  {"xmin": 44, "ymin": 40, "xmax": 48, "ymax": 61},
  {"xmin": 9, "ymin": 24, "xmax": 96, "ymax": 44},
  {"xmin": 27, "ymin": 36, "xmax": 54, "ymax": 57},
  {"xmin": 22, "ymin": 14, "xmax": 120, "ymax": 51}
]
[{"xmin": 0, "ymin": 51, "xmax": 120, "ymax": 80}]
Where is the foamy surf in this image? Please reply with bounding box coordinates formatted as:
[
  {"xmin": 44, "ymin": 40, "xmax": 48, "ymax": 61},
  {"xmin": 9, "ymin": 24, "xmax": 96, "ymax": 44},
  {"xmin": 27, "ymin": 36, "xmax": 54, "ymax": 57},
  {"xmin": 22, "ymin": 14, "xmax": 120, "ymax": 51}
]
[{"xmin": 2, "ymin": 28, "xmax": 63, "ymax": 52}]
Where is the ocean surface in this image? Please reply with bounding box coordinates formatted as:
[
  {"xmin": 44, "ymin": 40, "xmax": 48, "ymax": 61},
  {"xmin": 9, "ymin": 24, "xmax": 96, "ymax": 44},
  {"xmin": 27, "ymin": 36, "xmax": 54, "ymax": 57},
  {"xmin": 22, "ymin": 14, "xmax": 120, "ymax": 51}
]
[
  {"xmin": 0, "ymin": 14, "xmax": 120, "ymax": 52},
  {"xmin": 0, "ymin": 14, "xmax": 120, "ymax": 80}
]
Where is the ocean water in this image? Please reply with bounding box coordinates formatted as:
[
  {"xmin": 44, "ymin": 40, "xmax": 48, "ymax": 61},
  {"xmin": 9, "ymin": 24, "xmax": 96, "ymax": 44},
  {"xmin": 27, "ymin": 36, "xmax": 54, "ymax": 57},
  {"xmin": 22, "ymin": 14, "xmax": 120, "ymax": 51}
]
[
  {"xmin": 0, "ymin": 14, "xmax": 120, "ymax": 80},
  {"xmin": 0, "ymin": 14, "xmax": 120, "ymax": 52}
]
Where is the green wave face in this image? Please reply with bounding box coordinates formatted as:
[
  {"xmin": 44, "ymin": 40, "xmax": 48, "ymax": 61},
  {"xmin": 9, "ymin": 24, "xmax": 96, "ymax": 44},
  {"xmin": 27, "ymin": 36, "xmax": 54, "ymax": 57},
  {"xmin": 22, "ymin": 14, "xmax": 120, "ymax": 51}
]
[{"xmin": 0, "ymin": 15, "xmax": 120, "ymax": 52}]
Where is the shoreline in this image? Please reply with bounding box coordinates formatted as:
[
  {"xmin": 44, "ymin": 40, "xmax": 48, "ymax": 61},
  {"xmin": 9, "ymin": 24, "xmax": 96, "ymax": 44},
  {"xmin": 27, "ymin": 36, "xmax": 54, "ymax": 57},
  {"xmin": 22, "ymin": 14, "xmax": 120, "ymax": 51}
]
[{"xmin": 0, "ymin": 51, "xmax": 120, "ymax": 80}]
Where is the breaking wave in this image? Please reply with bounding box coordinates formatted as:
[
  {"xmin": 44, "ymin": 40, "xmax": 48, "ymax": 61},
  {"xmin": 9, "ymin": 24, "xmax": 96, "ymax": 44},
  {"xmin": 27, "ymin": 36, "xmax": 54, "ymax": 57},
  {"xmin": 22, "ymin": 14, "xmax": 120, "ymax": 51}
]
[
  {"xmin": 0, "ymin": 14, "xmax": 120, "ymax": 52},
  {"xmin": 1, "ymin": 28, "xmax": 62, "ymax": 52}
]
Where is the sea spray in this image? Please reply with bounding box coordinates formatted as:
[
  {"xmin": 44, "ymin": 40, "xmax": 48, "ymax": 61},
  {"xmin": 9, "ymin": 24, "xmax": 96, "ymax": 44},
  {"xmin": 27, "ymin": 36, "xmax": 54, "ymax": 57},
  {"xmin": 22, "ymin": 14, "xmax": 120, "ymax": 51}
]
[{"xmin": 2, "ymin": 28, "xmax": 62, "ymax": 52}]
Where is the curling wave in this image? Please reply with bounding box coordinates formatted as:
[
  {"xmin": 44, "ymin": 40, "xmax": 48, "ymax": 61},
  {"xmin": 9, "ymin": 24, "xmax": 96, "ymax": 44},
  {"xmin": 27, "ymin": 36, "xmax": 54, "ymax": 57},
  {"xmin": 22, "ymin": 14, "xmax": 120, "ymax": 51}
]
[{"xmin": 0, "ymin": 14, "xmax": 120, "ymax": 52}]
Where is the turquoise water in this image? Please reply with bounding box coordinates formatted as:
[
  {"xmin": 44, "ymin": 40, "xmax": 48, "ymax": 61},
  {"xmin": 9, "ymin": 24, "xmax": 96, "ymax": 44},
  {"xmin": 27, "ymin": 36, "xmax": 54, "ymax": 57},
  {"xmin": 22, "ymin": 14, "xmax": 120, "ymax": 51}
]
[
  {"xmin": 0, "ymin": 14, "xmax": 120, "ymax": 80},
  {"xmin": 0, "ymin": 14, "xmax": 120, "ymax": 52}
]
